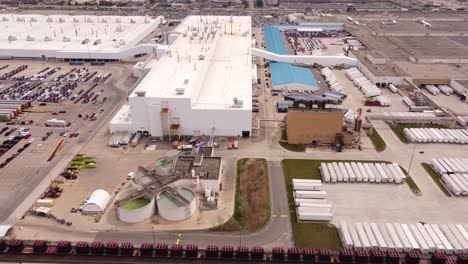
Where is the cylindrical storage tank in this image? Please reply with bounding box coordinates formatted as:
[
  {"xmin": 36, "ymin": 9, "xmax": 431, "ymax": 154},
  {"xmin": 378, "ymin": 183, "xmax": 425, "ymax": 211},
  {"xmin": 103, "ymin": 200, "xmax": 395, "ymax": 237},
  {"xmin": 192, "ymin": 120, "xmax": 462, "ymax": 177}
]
[
  {"xmin": 117, "ymin": 195, "xmax": 155, "ymax": 223},
  {"xmin": 157, "ymin": 187, "xmax": 196, "ymax": 221}
]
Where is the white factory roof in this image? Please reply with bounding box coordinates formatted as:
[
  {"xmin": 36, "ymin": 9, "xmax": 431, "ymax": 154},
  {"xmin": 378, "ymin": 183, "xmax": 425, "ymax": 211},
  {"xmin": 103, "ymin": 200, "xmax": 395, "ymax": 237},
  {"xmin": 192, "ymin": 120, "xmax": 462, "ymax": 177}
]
[
  {"xmin": 130, "ymin": 15, "xmax": 253, "ymax": 110},
  {"xmin": 0, "ymin": 14, "xmax": 162, "ymax": 59}
]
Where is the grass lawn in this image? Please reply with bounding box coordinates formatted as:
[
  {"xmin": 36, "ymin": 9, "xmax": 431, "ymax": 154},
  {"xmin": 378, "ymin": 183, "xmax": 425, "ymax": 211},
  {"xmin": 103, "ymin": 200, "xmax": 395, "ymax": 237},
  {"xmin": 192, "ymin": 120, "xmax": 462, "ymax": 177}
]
[
  {"xmin": 212, "ymin": 158, "xmax": 270, "ymax": 232},
  {"xmin": 368, "ymin": 128, "xmax": 386, "ymax": 152},
  {"xmin": 282, "ymin": 159, "xmax": 422, "ymax": 248},
  {"xmin": 279, "ymin": 129, "xmax": 306, "ymax": 152},
  {"xmin": 283, "ymin": 159, "xmax": 342, "ymax": 250},
  {"xmin": 421, "ymin": 162, "xmax": 452, "ymax": 197},
  {"xmin": 390, "ymin": 124, "xmax": 445, "ymax": 144},
  {"xmin": 121, "ymin": 198, "xmax": 151, "ymax": 209}
]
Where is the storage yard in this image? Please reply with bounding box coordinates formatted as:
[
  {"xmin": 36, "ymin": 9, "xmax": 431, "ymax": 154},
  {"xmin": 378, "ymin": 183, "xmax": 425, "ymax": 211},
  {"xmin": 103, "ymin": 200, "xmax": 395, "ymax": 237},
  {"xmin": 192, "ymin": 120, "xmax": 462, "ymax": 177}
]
[
  {"xmin": 339, "ymin": 221, "xmax": 468, "ymax": 255},
  {"xmin": 0, "ymin": 60, "xmax": 133, "ymax": 223}
]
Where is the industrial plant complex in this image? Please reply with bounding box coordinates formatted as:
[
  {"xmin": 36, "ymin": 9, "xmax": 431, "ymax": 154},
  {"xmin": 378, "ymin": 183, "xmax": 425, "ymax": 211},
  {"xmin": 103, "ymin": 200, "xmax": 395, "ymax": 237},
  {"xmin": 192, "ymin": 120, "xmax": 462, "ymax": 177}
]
[{"xmin": 1, "ymin": 1, "xmax": 468, "ymax": 263}]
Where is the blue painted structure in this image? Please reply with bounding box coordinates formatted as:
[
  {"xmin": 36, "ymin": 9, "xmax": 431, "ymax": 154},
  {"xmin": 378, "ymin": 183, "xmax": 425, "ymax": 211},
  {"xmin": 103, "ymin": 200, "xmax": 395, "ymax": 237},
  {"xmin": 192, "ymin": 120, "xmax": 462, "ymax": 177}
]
[{"xmin": 263, "ymin": 25, "xmax": 318, "ymax": 89}]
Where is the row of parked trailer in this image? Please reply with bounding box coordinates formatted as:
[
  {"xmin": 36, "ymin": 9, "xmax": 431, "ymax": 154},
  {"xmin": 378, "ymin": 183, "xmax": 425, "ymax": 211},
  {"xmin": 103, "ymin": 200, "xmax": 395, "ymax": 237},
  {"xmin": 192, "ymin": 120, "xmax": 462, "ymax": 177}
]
[
  {"xmin": 319, "ymin": 162, "xmax": 407, "ymax": 184},
  {"xmin": 108, "ymin": 131, "xmax": 133, "ymax": 147},
  {"xmin": 340, "ymin": 221, "xmax": 468, "ymax": 255},
  {"xmin": 404, "ymin": 128, "xmax": 468, "ymax": 144},
  {"xmin": 292, "ymin": 179, "xmax": 332, "ymax": 222},
  {"xmin": 424, "ymin": 84, "xmax": 455, "ymax": 96},
  {"xmin": 431, "ymin": 158, "xmax": 468, "ymax": 196},
  {"xmin": 345, "ymin": 68, "xmax": 381, "ymax": 98},
  {"xmin": 321, "ymin": 67, "xmax": 344, "ymax": 94}
]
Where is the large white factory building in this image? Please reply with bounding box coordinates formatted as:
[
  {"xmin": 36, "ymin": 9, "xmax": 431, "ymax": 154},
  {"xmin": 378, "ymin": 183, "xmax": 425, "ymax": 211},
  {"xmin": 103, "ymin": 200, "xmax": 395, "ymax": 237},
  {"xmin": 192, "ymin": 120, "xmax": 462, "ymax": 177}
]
[
  {"xmin": 110, "ymin": 16, "xmax": 254, "ymax": 137},
  {"xmin": 0, "ymin": 14, "xmax": 163, "ymax": 60}
]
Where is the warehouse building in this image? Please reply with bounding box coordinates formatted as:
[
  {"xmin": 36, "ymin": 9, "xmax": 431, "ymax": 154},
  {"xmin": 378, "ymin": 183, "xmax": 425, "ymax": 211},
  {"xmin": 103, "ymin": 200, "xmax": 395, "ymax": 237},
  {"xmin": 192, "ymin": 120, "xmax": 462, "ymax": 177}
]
[
  {"xmin": 286, "ymin": 108, "xmax": 354, "ymax": 145},
  {"xmin": 110, "ymin": 16, "xmax": 254, "ymax": 137},
  {"xmin": 0, "ymin": 14, "xmax": 163, "ymax": 60}
]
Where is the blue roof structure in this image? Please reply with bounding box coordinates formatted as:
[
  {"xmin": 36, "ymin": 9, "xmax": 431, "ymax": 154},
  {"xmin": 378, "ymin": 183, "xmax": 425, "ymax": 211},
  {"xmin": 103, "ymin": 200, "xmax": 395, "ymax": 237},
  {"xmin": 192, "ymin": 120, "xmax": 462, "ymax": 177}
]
[{"xmin": 263, "ymin": 25, "xmax": 318, "ymax": 88}]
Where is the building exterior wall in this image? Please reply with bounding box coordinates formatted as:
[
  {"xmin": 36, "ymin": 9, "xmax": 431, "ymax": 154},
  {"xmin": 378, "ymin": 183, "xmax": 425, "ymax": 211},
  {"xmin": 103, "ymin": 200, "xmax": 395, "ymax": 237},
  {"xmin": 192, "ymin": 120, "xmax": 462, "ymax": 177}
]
[
  {"xmin": 113, "ymin": 96, "xmax": 251, "ymax": 137},
  {"xmin": 286, "ymin": 110, "xmax": 343, "ymax": 144},
  {"xmin": 116, "ymin": 197, "xmax": 156, "ymax": 223}
]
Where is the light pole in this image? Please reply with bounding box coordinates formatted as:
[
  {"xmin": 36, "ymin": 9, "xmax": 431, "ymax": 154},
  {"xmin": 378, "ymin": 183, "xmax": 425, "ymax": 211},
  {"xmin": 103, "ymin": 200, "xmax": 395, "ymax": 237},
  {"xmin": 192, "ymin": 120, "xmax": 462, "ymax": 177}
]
[
  {"xmin": 151, "ymin": 226, "xmax": 155, "ymax": 245},
  {"xmin": 408, "ymin": 122, "xmax": 424, "ymax": 175}
]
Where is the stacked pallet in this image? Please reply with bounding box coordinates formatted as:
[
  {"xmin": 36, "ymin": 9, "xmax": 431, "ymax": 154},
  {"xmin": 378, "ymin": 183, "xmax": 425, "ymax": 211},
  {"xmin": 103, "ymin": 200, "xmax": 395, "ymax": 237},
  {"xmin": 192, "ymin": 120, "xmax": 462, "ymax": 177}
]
[
  {"xmin": 319, "ymin": 162, "xmax": 406, "ymax": 184},
  {"xmin": 339, "ymin": 221, "xmax": 468, "ymax": 255},
  {"xmin": 292, "ymin": 179, "xmax": 332, "ymax": 222}
]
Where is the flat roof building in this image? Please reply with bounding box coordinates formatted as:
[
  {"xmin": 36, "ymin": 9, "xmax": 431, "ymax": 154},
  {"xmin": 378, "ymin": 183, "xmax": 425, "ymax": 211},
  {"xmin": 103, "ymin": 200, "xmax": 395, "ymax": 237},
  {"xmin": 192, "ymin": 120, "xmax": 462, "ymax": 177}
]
[
  {"xmin": 0, "ymin": 14, "xmax": 163, "ymax": 60},
  {"xmin": 110, "ymin": 16, "xmax": 254, "ymax": 137}
]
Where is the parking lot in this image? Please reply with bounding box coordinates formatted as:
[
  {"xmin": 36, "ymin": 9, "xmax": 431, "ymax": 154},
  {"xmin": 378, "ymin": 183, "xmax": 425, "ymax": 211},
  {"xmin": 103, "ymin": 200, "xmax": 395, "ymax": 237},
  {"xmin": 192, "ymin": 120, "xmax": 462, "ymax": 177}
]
[{"xmin": 0, "ymin": 60, "xmax": 134, "ymax": 222}]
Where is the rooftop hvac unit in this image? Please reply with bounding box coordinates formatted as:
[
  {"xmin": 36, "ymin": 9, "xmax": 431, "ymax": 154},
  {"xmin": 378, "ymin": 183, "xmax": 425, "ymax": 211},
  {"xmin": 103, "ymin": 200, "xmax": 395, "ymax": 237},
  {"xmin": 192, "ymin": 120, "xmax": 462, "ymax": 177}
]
[
  {"xmin": 62, "ymin": 36, "xmax": 71, "ymax": 42},
  {"xmin": 59, "ymin": 18, "xmax": 65, "ymax": 23},
  {"xmin": 184, "ymin": 79, "xmax": 189, "ymax": 85},
  {"xmin": 2, "ymin": 17, "xmax": 9, "ymax": 21},
  {"xmin": 86, "ymin": 18, "xmax": 93, "ymax": 23},
  {"xmin": 101, "ymin": 18, "xmax": 107, "ymax": 23},
  {"xmin": 44, "ymin": 36, "xmax": 52, "ymax": 42},
  {"xmin": 16, "ymin": 17, "xmax": 25, "ymax": 22},
  {"xmin": 119, "ymin": 39, "xmax": 126, "ymax": 45},
  {"xmin": 115, "ymin": 18, "xmax": 121, "ymax": 23},
  {"xmin": 93, "ymin": 39, "xmax": 102, "ymax": 45},
  {"xmin": 46, "ymin": 17, "xmax": 52, "ymax": 22},
  {"xmin": 135, "ymin": 90, "xmax": 146, "ymax": 97},
  {"xmin": 29, "ymin": 18, "xmax": 37, "ymax": 22},
  {"xmin": 198, "ymin": 54, "xmax": 205, "ymax": 60},
  {"xmin": 81, "ymin": 38, "xmax": 89, "ymax": 44},
  {"xmin": 130, "ymin": 19, "xmax": 136, "ymax": 24},
  {"xmin": 232, "ymin": 98, "xmax": 243, "ymax": 108},
  {"xmin": 8, "ymin": 36, "xmax": 17, "ymax": 42},
  {"xmin": 116, "ymin": 26, "xmax": 123, "ymax": 32},
  {"xmin": 26, "ymin": 36, "xmax": 35, "ymax": 41},
  {"xmin": 175, "ymin": 88, "xmax": 185, "ymax": 95},
  {"xmin": 73, "ymin": 18, "xmax": 79, "ymax": 22}
]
